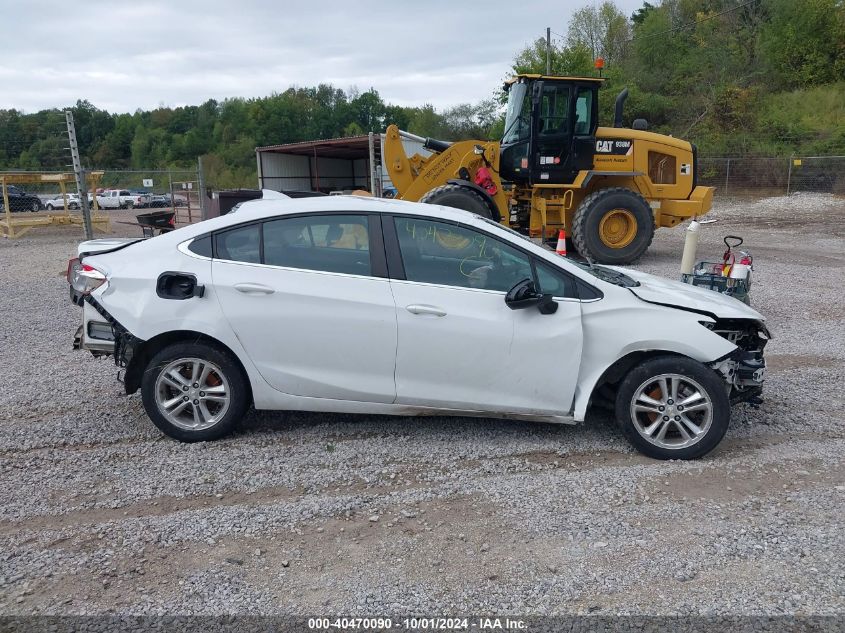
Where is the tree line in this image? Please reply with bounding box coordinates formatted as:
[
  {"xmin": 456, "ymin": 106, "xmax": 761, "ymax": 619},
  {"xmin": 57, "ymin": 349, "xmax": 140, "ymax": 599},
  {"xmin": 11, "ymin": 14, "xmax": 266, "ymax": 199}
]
[
  {"xmin": 1, "ymin": 0, "xmax": 843, "ymax": 188},
  {"xmin": 513, "ymin": 0, "xmax": 844, "ymax": 157}
]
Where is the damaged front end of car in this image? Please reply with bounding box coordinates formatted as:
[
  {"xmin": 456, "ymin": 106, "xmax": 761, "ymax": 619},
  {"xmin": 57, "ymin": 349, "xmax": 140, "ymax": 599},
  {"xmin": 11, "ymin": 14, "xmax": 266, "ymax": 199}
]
[{"xmin": 705, "ymin": 319, "xmax": 770, "ymax": 405}]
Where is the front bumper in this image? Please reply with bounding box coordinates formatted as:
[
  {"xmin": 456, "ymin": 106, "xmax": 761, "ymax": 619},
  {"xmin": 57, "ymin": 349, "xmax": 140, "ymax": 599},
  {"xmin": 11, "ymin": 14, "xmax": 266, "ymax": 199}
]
[{"xmin": 704, "ymin": 318, "xmax": 769, "ymax": 405}]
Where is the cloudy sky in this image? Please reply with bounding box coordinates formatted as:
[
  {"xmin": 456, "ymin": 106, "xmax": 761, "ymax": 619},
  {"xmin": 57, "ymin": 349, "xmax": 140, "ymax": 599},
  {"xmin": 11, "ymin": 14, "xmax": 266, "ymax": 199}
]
[{"xmin": 2, "ymin": 0, "xmax": 644, "ymax": 114}]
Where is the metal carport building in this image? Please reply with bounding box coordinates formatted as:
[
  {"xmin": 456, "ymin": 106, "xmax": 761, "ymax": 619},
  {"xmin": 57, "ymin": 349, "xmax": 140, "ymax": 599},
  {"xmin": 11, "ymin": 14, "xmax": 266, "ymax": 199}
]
[{"xmin": 255, "ymin": 132, "xmax": 429, "ymax": 196}]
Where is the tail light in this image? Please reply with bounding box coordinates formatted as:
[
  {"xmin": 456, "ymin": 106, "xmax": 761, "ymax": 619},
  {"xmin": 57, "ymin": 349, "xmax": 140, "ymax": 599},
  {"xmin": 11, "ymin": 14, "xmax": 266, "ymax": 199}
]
[{"xmin": 67, "ymin": 258, "xmax": 107, "ymax": 295}]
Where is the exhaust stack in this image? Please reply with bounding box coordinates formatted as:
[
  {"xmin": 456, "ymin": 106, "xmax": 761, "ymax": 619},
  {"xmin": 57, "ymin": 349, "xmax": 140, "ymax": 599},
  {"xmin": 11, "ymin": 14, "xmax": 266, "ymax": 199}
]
[{"xmin": 614, "ymin": 88, "xmax": 629, "ymax": 128}]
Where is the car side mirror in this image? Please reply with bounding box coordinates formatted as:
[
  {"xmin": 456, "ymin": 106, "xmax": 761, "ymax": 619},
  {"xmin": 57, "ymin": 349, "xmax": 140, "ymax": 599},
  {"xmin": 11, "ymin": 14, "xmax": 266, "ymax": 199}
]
[{"xmin": 505, "ymin": 278, "xmax": 558, "ymax": 314}]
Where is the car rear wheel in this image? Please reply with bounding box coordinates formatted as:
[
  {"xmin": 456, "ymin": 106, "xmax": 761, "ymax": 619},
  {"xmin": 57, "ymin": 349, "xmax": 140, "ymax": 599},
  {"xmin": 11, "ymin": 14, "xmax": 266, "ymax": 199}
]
[
  {"xmin": 615, "ymin": 355, "xmax": 730, "ymax": 460},
  {"xmin": 31, "ymin": 200, "xmax": 41, "ymax": 212},
  {"xmin": 141, "ymin": 342, "xmax": 250, "ymax": 442}
]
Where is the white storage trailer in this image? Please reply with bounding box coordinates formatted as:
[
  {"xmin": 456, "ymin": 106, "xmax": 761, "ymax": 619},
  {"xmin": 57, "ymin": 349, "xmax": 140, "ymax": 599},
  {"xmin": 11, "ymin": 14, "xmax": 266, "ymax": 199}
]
[{"xmin": 255, "ymin": 133, "xmax": 429, "ymax": 196}]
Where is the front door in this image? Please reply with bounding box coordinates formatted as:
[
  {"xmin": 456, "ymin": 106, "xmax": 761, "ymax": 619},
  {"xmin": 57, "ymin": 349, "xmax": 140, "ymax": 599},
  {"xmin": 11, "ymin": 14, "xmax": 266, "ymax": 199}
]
[
  {"xmin": 387, "ymin": 215, "xmax": 583, "ymax": 415},
  {"xmin": 212, "ymin": 213, "xmax": 397, "ymax": 403},
  {"xmin": 531, "ymin": 81, "xmax": 573, "ymax": 185}
]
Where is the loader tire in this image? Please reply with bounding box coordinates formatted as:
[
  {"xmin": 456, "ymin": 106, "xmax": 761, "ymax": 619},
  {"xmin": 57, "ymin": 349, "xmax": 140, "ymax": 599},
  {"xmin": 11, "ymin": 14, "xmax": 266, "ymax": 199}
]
[
  {"xmin": 419, "ymin": 184, "xmax": 495, "ymax": 220},
  {"xmin": 572, "ymin": 187, "xmax": 654, "ymax": 265}
]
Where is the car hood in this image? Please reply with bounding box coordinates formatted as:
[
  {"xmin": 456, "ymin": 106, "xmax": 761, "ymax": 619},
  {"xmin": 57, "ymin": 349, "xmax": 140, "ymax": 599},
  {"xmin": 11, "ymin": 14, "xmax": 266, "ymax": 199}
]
[
  {"xmin": 608, "ymin": 267, "xmax": 765, "ymax": 321},
  {"xmin": 77, "ymin": 237, "xmax": 143, "ymax": 257}
]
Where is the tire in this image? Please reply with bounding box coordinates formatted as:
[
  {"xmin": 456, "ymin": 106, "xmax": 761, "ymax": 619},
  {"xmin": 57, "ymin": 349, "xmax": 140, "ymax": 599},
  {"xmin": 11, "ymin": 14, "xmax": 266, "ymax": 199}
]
[
  {"xmin": 615, "ymin": 355, "xmax": 730, "ymax": 460},
  {"xmin": 31, "ymin": 200, "xmax": 41, "ymax": 212},
  {"xmin": 141, "ymin": 341, "xmax": 251, "ymax": 442},
  {"xmin": 419, "ymin": 184, "xmax": 495, "ymax": 220},
  {"xmin": 125, "ymin": 200, "xmax": 134, "ymax": 209},
  {"xmin": 572, "ymin": 187, "xmax": 654, "ymax": 264},
  {"xmin": 69, "ymin": 202, "xmax": 79, "ymax": 210},
  {"xmin": 46, "ymin": 203, "xmax": 55, "ymax": 211}
]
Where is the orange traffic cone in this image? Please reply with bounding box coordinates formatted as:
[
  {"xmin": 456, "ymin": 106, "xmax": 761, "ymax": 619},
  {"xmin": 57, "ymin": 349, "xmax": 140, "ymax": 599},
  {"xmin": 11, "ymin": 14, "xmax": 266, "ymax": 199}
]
[{"xmin": 556, "ymin": 229, "xmax": 567, "ymax": 256}]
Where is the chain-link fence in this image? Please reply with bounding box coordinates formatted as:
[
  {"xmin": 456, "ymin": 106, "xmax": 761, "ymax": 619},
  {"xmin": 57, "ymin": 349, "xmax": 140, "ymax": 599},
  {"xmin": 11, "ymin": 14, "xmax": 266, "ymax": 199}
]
[
  {"xmin": 699, "ymin": 156, "xmax": 845, "ymax": 198},
  {"xmin": 97, "ymin": 169, "xmax": 203, "ymax": 225},
  {"xmin": 0, "ymin": 168, "xmax": 205, "ymax": 226}
]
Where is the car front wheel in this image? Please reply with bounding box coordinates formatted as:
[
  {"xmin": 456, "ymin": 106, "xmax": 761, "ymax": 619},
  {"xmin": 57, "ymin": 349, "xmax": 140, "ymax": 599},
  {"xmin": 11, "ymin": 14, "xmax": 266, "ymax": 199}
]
[
  {"xmin": 141, "ymin": 342, "xmax": 250, "ymax": 442},
  {"xmin": 615, "ymin": 356, "xmax": 730, "ymax": 460}
]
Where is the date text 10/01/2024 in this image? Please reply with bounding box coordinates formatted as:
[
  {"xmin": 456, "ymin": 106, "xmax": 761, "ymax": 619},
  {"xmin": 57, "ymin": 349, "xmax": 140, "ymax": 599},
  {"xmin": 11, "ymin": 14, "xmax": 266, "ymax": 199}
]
[{"xmin": 308, "ymin": 618, "xmax": 527, "ymax": 630}]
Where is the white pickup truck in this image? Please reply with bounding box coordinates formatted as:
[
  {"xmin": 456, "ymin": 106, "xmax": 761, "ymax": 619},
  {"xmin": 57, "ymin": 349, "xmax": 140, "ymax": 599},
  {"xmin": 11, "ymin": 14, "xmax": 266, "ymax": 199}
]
[{"xmin": 95, "ymin": 189, "xmax": 150, "ymax": 210}]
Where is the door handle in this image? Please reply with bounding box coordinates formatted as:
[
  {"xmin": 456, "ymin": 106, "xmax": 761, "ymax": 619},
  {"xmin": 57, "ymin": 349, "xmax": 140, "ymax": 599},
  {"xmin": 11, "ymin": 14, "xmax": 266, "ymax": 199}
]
[
  {"xmin": 406, "ymin": 304, "xmax": 447, "ymax": 317},
  {"xmin": 234, "ymin": 282, "xmax": 275, "ymax": 295}
]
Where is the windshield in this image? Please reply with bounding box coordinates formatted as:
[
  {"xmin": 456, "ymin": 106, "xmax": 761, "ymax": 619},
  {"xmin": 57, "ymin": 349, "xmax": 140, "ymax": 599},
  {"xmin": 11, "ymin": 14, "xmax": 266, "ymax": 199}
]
[{"xmin": 502, "ymin": 83, "xmax": 531, "ymax": 144}]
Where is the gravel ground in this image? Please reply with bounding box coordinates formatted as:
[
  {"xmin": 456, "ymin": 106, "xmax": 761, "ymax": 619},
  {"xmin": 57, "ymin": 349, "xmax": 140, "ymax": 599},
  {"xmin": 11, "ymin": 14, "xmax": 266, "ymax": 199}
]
[{"xmin": 0, "ymin": 196, "xmax": 843, "ymax": 617}]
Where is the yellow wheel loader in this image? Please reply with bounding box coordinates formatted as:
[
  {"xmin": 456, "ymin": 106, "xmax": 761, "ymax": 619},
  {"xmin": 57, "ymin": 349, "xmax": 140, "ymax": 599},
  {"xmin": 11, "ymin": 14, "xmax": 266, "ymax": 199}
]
[{"xmin": 383, "ymin": 75, "xmax": 714, "ymax": 264}]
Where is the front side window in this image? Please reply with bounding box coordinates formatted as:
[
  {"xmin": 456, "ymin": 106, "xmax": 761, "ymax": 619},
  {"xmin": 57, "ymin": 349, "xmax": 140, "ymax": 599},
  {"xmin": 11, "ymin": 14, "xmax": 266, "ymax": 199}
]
[
  {"xmin": 538, "ymin": 83, "xmax": 570, "ymax": 136},
  {"xmin": 263, "ymin": 214, "xmax": 370, "ymax": 275},
  {"xmin": 394, "ymin": 217, "xmax": 532, "ymax": 292},
  {"xmin": 535, "ymin": 261, "xmax": 579, "ymax": 299}
]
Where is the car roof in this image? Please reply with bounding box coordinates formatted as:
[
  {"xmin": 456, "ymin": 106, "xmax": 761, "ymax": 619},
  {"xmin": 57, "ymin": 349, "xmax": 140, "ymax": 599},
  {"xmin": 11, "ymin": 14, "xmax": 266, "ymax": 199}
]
[{"xmin": 180, "ymin": 194, "xmax": 481, "ymax": 237}]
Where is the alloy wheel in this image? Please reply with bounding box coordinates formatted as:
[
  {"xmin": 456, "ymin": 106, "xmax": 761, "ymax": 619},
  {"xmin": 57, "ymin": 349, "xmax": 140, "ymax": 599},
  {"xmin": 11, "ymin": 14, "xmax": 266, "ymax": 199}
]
[
  {"xmin": 629, "ymin": 373, "xmax": 713, "ymax": 450},
  {"xmin": 154, "ymin": 357, "xmax": 231, "ymax": 431}
]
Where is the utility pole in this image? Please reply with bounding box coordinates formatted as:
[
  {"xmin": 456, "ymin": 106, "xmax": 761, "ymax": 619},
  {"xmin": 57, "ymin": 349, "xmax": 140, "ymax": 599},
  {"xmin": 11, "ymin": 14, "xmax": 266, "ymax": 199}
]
[
  {"xmin": 65, "ymin": 111, "xmax": 93, "ymax": 239},
  {"xmin": 546, "ymin": 27, "xmax": 551, "ymax": 75},
  {"xmin": 197, "ymin": 155, "xmax": 207, "ymax": 221}
]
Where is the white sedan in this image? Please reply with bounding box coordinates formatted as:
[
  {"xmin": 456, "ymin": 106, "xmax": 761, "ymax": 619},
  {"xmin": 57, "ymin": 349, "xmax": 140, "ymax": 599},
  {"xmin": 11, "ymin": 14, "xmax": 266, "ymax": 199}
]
[{"xmin": 67, "ymin": 196, "xmax": 768, "ymax": 459}]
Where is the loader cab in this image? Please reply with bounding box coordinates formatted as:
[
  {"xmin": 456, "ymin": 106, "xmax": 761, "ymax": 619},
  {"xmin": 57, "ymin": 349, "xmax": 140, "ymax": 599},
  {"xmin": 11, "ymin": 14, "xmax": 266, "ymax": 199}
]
[{"xmin": 500, "ymin": 75, "xmax": 602, "ymax": 185}]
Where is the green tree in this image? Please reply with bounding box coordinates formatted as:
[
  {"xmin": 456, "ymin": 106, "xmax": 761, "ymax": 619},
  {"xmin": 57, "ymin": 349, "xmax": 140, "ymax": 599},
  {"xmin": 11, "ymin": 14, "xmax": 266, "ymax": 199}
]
[
  {"xmin": 510, "ymin": 38, "xmax": 595, "ymax": 77},
  {"xmin": 760, "ymin": 0, "xmax": 845, "ymax": 88},
  {"xmin": 567, "ymin": 1, "xmax": 631, "ymax": 65},
  {"xmin": 349, "ymin": 88, "xmax": 387, "ymax": 133},
  {"xmin": 407, "ymin": 104, "xmax": 443, "ymax": 138}
]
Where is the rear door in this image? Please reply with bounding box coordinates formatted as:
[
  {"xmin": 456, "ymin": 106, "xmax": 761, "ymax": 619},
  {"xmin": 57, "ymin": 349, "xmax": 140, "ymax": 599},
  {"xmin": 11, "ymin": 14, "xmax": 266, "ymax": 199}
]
[
  {"xmin": 211, "ymin": 213, "xmax": 398, "ymax": 403},
  {"xmin": 385, "ymin": 215, "xmax": 583, "ymax": 415}
]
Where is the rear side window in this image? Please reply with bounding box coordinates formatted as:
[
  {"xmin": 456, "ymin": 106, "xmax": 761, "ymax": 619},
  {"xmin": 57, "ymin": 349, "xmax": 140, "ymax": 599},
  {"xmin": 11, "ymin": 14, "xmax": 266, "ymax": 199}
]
[
  {"xmin": 216, "ymin": 224, "xmax": 261, "ymax": 264},
  {"xmin": 188, "ymin": 235, "xmax": 212, "ymax": 257},
  {"xmin": 574, "ymin": 88, "xmax": 593, "ymax": 136},
  {"xmin": 262, "ymin": 215, "xmax": 371, "ymax": 275}
]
